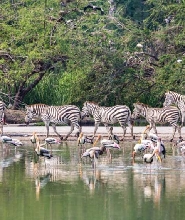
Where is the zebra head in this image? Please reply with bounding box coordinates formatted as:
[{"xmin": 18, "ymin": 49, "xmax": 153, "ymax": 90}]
[
  {"xmin": 81, "ymin": 101, "xmax": 95, "ymax": 118},
  {"xmin": 25, "ymin": 104, "xmax": 48, "ymax": 125},
  {"xmin": 163, "ymin": 92, "xmax": 174, "ymax": 107},
  {"xmin": 25, "ymin": 105, "xmax": 37, "ymax": 125},
  {"xmin": 81, "ymin": 102, "xmax": 90, "ymax": 118},
  {"xmin": 131, "ymin": 102, "xmax": 145, "ymax": 119}
]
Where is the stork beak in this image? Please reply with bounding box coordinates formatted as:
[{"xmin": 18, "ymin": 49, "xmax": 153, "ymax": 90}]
[
  {"xmin": 93, "ymin": 135, "xmax": 101, "ymax": 147},
  {"xmin": 143, "ymin": 125, "xmax": 150, "ymax": 134},
  {"xmin": 157, "ymin": 155, "xmax": 162, "ymax": 162},
  {"xmin": 132, "ymin": 151, "xmax": 136, "ymax": 158},
  {"xmin": 114, "ymin": 143, "xmax": 120, "ymax": 149}
]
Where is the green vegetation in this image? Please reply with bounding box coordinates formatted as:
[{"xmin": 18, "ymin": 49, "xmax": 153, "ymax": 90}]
[{"xmin": 1, "ymin": 0, "xmax": 185, "ymax": 110}]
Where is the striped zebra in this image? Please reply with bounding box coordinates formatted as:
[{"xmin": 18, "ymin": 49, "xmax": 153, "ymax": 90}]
[
  {"xmin": 163, "ymin": 91, "xmax": 185, "ymax": 127},
  {"xmin": 25, "ymin": 104, "xmax": 82, "ymax": 140},
  {"xmin": 131, "ymin": 102, "xmax": 182, "ymax": 141},
  {"xmin": 0, "ymin": 101, "xmax": 6, "ymax": 135},
  {"xmin": 81, "ymin": 101, "xmax": 133, "ymax": 140}
]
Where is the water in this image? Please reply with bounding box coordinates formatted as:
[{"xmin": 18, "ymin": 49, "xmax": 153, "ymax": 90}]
[{"xmin": 0, "ymin": 141, "xmax": 185, "ymax": 220}]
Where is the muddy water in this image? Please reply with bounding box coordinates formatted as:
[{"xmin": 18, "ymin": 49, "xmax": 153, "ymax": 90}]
[{"xmin": 0, "ymin": 141, "xmax": 185, "ymax": 220}]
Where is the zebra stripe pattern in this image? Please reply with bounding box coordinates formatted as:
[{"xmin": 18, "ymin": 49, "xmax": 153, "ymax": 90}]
[
  {"xmin": 81, "ymin": 101, "xmax": 133, "ymax": 139},
  {"xmin": 25, "ymin": 104, "xmax": 81, "ymax": 140},
  {"xmin": 0, "ymin": 101, "xmax": 6, "ymax": 135},
  {"xmin": 163, "ymin": 91, "xmax": 185, "ymax": 126},
  {"xmin": 131, "ymin": 102, "xmax": 182, "ymax": 141}
]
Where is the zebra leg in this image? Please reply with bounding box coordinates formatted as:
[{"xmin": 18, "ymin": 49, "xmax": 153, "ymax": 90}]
[
  {"xmin": 181, "ymin": 111, "xmax": 184, "ymax": 127},
  {"xmin": 51, "ymin": 123, "xmax": 63, "ymax": 140},
  {"xmin": 0, "ymin": 123, "xmax": 3, "ymax": 135},
  {"xmin": 104, "ymin": 124, "xmax": 112, "ymax": 139},
  {"xmin": 63, "ymin": 124, "xmax": 75, "ymax": 140},
  {"xmin": 178, "ymin": 125, "xmax": 182, "ymax": 138},
  {"xmin": 151, "ymin": 123, "xmax": 158, "ymax": 135},
  {"xmin": 120, "ymin": 125, "xmax": 126, "ymax": 141},
  {"xmin": 75, "ymin": 124, "xmax": 82, "ymax": 138},
  {"xmin": 170, "ymin": 126, "xmax": 177, "ymax": 142},
  {"xmin": 127, "ymin": 121, "xmax": 134, "ymax": 139},
  {"xmin": 44, "ymin": 121, "xmax": 50, "ymax": 138},
  {"xmin": 93, "ymin": 123, "xmax": 99, "ymax": 139}
]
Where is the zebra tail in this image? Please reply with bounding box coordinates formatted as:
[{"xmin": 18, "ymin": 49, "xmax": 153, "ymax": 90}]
[{"xmin": 178, "ymin": 110, "xmax": 183, "ymax": 127}]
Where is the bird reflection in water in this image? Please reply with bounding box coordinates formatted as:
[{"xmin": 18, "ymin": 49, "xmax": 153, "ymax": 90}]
[
  {"xmin": 79, "ymin": 165, "xmax": 102, "ymax": 194},
  {"xmin": 143, "ymin": 175, "xmax": 165, "ymax": 207},
  {"xmin": 35, "ymin": 173, "xmax": 52, "ymax": 200}
]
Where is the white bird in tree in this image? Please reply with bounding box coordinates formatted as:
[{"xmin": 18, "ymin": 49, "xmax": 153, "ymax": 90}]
[{"xmin": 84, "ymin": 4, "xmax": 104, "ymax": 15}]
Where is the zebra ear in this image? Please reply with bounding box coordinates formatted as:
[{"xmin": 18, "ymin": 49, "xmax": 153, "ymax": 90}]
[{"xmin": 165, "ymin": 90, "xmax": 170, "ymax": 95}]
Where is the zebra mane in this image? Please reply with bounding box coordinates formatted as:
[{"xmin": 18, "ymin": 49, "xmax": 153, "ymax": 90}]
[
  {"xmin": 26, "ymin": 103, "xmax": 48, "ymax": 107},
  {"xmin": 135, "ymin": 102, "xmax": 149, "ymax": 108},
  {"xmin": 85, "ymin": 101, "xmax": 99, "ymax": 106}
]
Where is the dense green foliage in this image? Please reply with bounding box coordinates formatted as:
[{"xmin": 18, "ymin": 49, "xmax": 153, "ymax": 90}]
[{"xmin": 0, "ymin": 0, "xmax": 185, "ymax": 109}]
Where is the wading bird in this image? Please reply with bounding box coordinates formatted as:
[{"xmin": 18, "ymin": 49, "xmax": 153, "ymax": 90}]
[
  {"xmin": 0, "ymin": 135, "xmax": 23, "ymax": 147},
  {"xmin": 143, "ymin": 137, "xmax": 165, "ymax": 170},
  {"xmin": 35, "ymin": 134, "xmax": 53, "ymax": 159},
  {"xmin": 153, "ymin": 137, "xmax": 166, "ymax": 163},
  {"xmin": 77, "ymin": 132, "xmax": 93, "ymax": 147},
  {"xmin": 81, "ymin": 146, "xmax": 106, "ymax": 168},
  {"xmin": 92, "ymin": 134, "xmax": 120, "ymax": 160},
  {"xmin": 132, "ymin": 126, "xmax": 155, "ymax": 159}
]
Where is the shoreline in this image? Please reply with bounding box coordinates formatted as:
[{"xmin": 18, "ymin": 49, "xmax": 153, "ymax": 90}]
[{"xmin": 2, "ymin": 124, "xmax": 184, "ymax": 142}]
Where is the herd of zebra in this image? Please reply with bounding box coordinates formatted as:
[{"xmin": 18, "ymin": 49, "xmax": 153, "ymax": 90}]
[{"xmin": 0, "ymin": 91, "xmax": 185, "ymax": 141}]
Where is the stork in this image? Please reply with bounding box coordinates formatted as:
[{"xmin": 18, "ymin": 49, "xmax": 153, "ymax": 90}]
[
  {"xmin": 132, "ymin": 126, "xmax": 155, "ymax": 159},
  {"xmin": 0, "ymin": 135, "xmax": 23, "ymax": 148},
  {"xmin": 34, "ymin": 134, "xmax": 53, "ymax": 159},
  {"xmin": 92, "ymin": 134, "xmax": 120, "ymax": 160},
  {"xmin": 77, "ymin": 132, "xmax": 93, "ymax": 147},
  {"xmin": 81, "ymin": 146, "xmax": 106, "ymax": 168}
]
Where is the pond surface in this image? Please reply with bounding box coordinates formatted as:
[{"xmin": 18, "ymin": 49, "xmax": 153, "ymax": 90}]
[{"xmin": 0, "ymin": 141, "xmax": 185, "ymax": 220}]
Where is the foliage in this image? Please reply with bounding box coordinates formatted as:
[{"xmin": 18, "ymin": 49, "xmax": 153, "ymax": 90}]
[{"xmin": 0, "ymin": 0, "xmax": 185, "ymax": 110}]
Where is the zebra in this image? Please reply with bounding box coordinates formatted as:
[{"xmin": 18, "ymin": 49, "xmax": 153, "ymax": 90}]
[
  {"xmin": 131, "ymin": 102, "xmax": 182, "ymax": 141},
  {"xmin": 25, "ymin": 104, "xmax": 82, "ymax": 140},
  {"xmin": 81, "ymin": 101, "xmax": 134, "ymax": 140},
  {"xmin": 0, "ymin": 101, "xmax": 6, "ymax": 135},
  {"xmin": 163, "ymin": 91, "xmax": 185, "ymax": 127}
]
